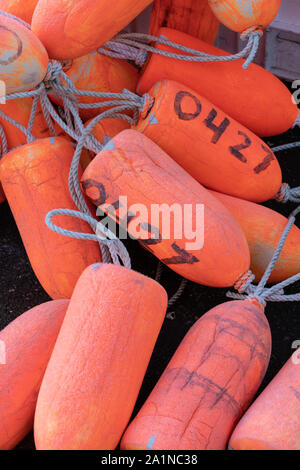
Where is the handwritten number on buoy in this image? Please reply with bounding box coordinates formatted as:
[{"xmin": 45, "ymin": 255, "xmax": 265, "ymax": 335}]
[
  {"xmin": 174, "ymin": 91, "xmax": 202, "ymax": 121},
  {"xmin": 204, "ymin": 109, "xmax": 231, "ymax": 144},
  {"xmin": 229, "ymin": 131, "xmax": 252, "ymax": 163},
  {"xmin": 254, "ymin": 145, "xmax": 275, "ymax": 174}
]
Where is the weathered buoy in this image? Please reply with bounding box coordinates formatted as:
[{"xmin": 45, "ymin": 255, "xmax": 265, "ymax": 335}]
[
  {"xmin": 81, "ymin": 129, "xmax": 250, "ymax": 287},
  {"xmin": 0, "ymin": 97, "xmax": 66, "ymax": 149},
  {"xmin": 50, "ymin": 52, "xmax": 139, "ymax": 120},
  {"xmin": 34, "ymin": 263, "xmax": 168, "ymax": 450},
  {"xmin": 230, "ymin": 349, "xmax": 300, "ymax": 450},
  {"xmin": 149, "ymin": 0, "xmax": 219, "ymax": 43},
  {"xmin": 0, "ymin": 0, "xmax": 39, "ymax": 23},
  {"xmin": 134, "ymin": 80, "xmax": 282, "ymax": 202},
  {"xmin": 121, "ymin": 299, "xmax": 271, "ymax": 450},
  {"xmin": 137, "ymin": 28, "xmax": 298, "ymax": 137},
  {"xmin": 210, "ymin": 190, "xmax": 300, "ymax": 284},
  {"xmin": 208, "ymin": 0, "xmax": 281, "ymax": 33},
  {"xmin": 0, "ymin": 300, "xmax": 68, "ymax": 450},
  {"xmin": 31, "ymin": 0, "xmax": 154, "ymax": 60},
  {"xmin": 0, "ymin": 137, "xmax": 101, "ymax": 299},
  {"xmin": 0, "ymin": 11, "xmax": 48, "ymax": 94}
]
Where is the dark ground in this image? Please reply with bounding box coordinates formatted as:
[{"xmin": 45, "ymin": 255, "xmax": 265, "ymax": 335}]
[{"xmin": 0, "ymin": 102, "xmax": 300, "ymax": 450}]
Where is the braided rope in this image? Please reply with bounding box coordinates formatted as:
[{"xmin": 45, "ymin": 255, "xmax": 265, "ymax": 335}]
[
  {"xmin": 101, "ymin": 30, "xmax": 261, "ymax": 70},
  {"xmin": 227, "ymin": 205, "xmax": 300, "ymax": 305}
]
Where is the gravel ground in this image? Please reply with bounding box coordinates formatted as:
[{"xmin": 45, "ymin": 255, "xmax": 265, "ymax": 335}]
[{"xmin": 0, "ymin": 101, "xmax": 299, "ymax": 450}]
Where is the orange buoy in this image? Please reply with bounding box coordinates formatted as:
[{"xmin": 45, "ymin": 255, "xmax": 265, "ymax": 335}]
[
  {"xmin": 0, "ymin": 137, "xmax": 101, "ymax": 299},
  {"xmin": 50, "ymin": 52, "xmax": 139, "ymax": 121},
  {"xmin": 210, "ymin": 190, "xmax": 300, "ymax": 284},
  {"xmin": 0, "ymin": 0, "xmax": 39, "ymax": 23},
  {"xmin": 121, "ymin": 299, "xmax": 271, "ymax": 450},
  {"xmin": 0, "ymin": 300, "xmax": 68, "ymax": 450},
  {"xmin": 230, "ymin": 349, "xmax": 300, "ymax": 450},
  {"xmin": 208, "ymin": 0, "xmax": 281, "ymax": 33},
  {"xmin": 0, "ymin": 97, "xmax": 66, "ymax": 149},
  {"xmin": 0, "ymin": 11, "xmax": 48, "ymax": 94},
  {"xmin": 137, "ymin": 28, "xmax": 298, "ymax": 137},
  {"xmin": 149, "ymin": 0, "xmax": 219, "ymax": 43},
  {"xmin": 34, "ymin": 263, "xmax": 168, "ymax": 450},
  {"xmin": 31, "ymin": 0, "xmax": 154, "ymax": 60},
  {"xmin": 134, "ymin": 80, "xmax": 282, "ymax": 202},
  {"xmin": 81, "ymin": 117, "xmax": 130, "ymax": 170},
  {"xmin": 81, "ymin": 129, "xmax": 250, "ymax": 288}
]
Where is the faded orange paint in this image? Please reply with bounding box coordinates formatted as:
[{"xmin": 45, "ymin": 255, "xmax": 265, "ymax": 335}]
[
  {"xmin": 0, "ymin": 97, "xmax": 67, "ymax": 149},
  {"xmin": 208, "ymin": 0, "xmax": 281, "ymax": 33},
  {"xmin": 81, "ymin": 129, "xmax": 250, "ymax": 287},
  {"xmin": 34, "ymin": 264, "xmax": 168, "ymax": 450},
  {"xmin": 0, "ymin": 300, "xmax": 69, "ymax": 450},
  {"xmin": 32, "ymin": 0, "xmax": 154, "ymax": 60},
  {"xmin": 0, "ymin": 137, "xmax": 101, "ymax": 299},
  {"xmin": 230, "ymin": 351, "xmax": 300, "ymax": 450},
  {"xmin": 0, "ymin": 12, "xmax": 48, "ymax": 94},
  {"xmin": 121, "ymin": 300, "xmax": 271, "ymax": 450}
]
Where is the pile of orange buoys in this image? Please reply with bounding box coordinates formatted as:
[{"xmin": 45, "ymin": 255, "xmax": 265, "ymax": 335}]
[{"xmin": 0, "ymin": 0, "xmax": 300, "ymax": 452}]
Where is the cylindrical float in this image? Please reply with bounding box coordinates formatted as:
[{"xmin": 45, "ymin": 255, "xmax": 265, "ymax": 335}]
[
  {"xmin": 149, "ymin": 0, "xmax": 219, "ymax": 43},
  {"xmin": 31, "ymin": 0, "xmax": 154, "ymax": 60},
  {"xmin": 210, "ymin": 190, "xmax": 300, "ymax": 284},
  {"xmin": 0, "ymin": 97, "xmax": 66, "ymax": 149},
  {"xmin": 34, "ymin": 263, "xmax": 168, "ymax": 450},
  {"xmin": 81, "ymin": 129, "xmax": 250, "ymax": 287},
  {"xmin": 0, "ymin": 0, "xmax": 39, "ymax": 23},
  {"xmin": 121, "ymin": 299, "xmax": 271, "ymax": 450},
  {"xmin": 0, "ymin": 137, "xmax": 101, "ymax": 299},
  {"xmin": 0, "ymin": 11, "xmax": 48, "ymax": 94},
  {"xmin": 229, "ymin": 349, "xmax": 300, "ymax": 450},
  {"xmin": 50, "ymin": 52, "xmax": 139, "ymax": 121},
  {"xmin": 137, "ymin": 28, "xmax": 298, "ymax": 137},
  {"xmin": 208, "ymin": 0, "xmax": 281, "ymax": 33},
  {"xmin": 134, "ymin": 80, "xmax": 282, "ymax": 202},
  {"xmin": 0, "ymin": 300, "xmax": 68, "ymax": 450}
]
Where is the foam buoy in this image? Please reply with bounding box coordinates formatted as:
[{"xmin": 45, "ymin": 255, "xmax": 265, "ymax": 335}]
[
  {"xmin": 31, "ymin": 0, "xmax": 154, "ymax": 60},
  {"xmin": 34, "ymin": 263, "xmax": 168, "ymax": 450},
  {"xmin": 0, "ymin": 11, "xmax": 48, "ymax": 94},
  {"xmin": 0, "ymin": 300, "xmax": 68, "ymax": 450},
  {"xmin": 208, "ymin": 0, "xmax": 281, "ymax": 33},
  {"xmin": 50, "ymin": 52, "xmax": 139, "ymax": 120},
  {"xmin": 0, "ymin": 0, "xmax": 38, "ymax": 23},
  {"xmin": 0, "ymin": 137, "xmax": 101, "ymax": 299},
  {"xmin": 230, "ymin": 349, "xmax": 300, "ymax": 450},
  {"xmin": 0, "ymin": 97, "xmax": 65, "ymax": 149},
  {"xmin": 134, "ymin": 80, "xmax": 282, "ymax": 202},
  {"xmin": 121, "ymin": 299, "xmax": 271, "ymax": 450},
  {"xmin": 210, "ymin": 190, "xmax": 300, "ymax": 284},
  {"xmin": 81, "ymin": 129, "xmax": 250, "ymax": 287},
  {"xmin": 137, "ymin": 28, "xmax": 298, "ymax": 137},
  {"xmin": 149, "ymin": 0, "xmax": 219, "ymax": 43}
]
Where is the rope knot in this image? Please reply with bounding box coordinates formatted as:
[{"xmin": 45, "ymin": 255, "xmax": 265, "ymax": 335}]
[
  {"xmin": 234, "ymin": 269, "xmax": 255, "ymax": 293},
  {"xmin": 44, "ymin": 61, "xmax": 63, "ymax": 83},
  {"xmin": 275, "ymin": 183, "xmax": 291, "ymax": 203},
  {"xmin": 240, "ymin": 27, "xmax": 263, "ymax": 41}
]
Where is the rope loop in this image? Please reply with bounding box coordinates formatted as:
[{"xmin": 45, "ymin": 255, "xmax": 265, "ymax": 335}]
[{"xmin": 227, "ymin": 205, "xmax": 300, "ymax": 306}]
